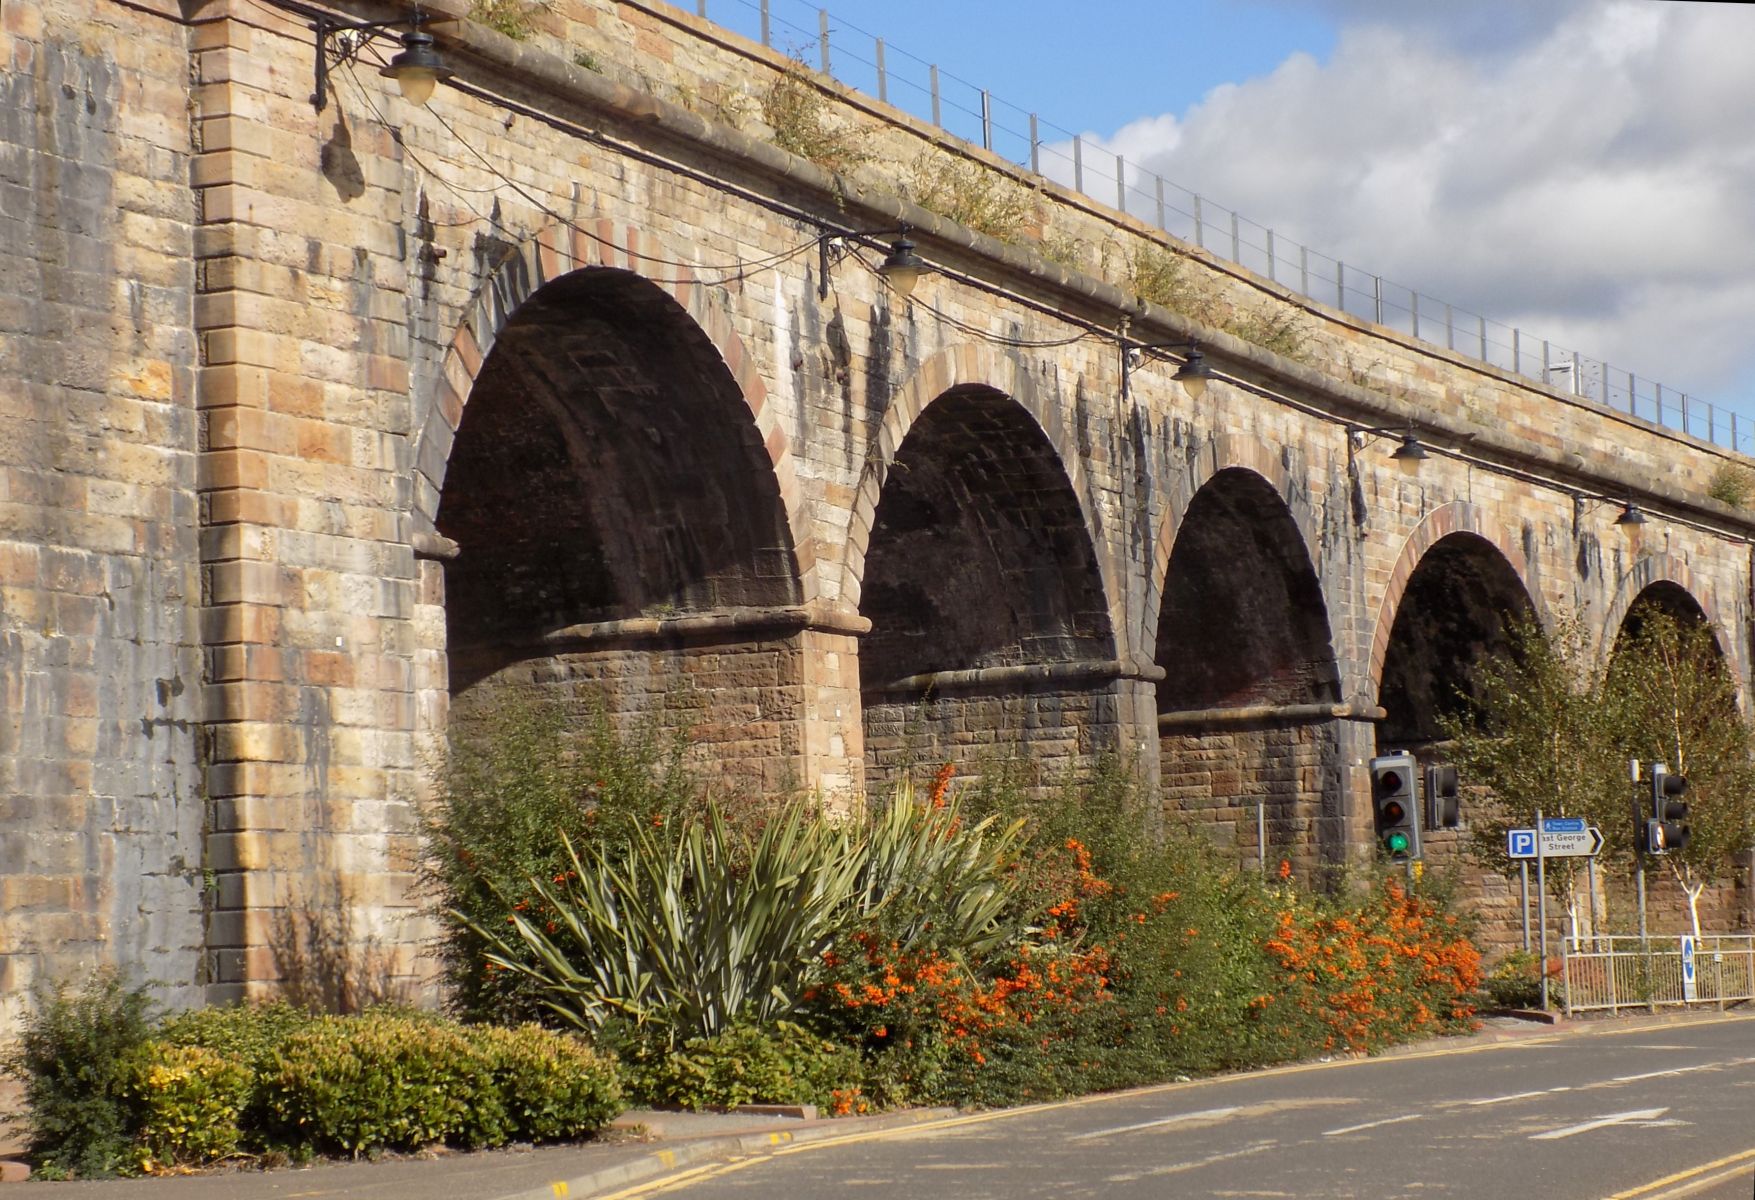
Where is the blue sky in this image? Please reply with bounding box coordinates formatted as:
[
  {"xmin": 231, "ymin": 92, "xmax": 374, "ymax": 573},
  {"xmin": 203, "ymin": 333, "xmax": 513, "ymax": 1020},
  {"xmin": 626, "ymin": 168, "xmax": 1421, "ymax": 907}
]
[{"xmin": 709, "ymin": 1, "xmax": 1755, "ymax": 436}]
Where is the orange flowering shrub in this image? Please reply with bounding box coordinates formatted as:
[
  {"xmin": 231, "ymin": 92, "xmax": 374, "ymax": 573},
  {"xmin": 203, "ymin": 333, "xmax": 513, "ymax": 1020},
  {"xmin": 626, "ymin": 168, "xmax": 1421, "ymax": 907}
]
[{"xmin": 1261, "ymin": 879, "xmax": 1482, "ymax": 1054}]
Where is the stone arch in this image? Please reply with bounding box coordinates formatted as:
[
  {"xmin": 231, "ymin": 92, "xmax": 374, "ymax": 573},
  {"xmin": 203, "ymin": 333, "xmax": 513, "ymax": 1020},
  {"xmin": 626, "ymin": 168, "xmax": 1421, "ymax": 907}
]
[
  {"xmin": 845, "ymin": 343, "xmax": 1119, "ymax": 649},
  {"xmin": 1373, "ymin": 516, "xmax": 1540, "ymax": 749},
  {"xmin": 413, "ymin": 220, "xmax": 815, "ymax": 600},
  {"xmin": 420, "ymin": 219, "xmax": 823, "ymax": 790},
  {"xmin": 1153, "ymin": 465, "xmax": 1339, "ymax": 711},
  {"xmin": 1369, "ymin": 501, "xmax": 1543, "ymax": 693},
  {"xmin": 1600, "ymin": 553, "xmax": 1729, "ymax": 662},
  {"xmin": 850, "ymin": 346, "xmax": 1121, "ymax": 785},
  {"xmin": 1143, "ymin": 432, "xmax": 1323, "ymax": 656}
]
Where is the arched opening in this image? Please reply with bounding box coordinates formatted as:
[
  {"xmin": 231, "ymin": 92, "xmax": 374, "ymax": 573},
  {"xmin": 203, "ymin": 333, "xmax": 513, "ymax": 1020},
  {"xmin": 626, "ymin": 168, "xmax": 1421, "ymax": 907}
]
[
  {"xmin": 1154, "ymin": 468, "xmax": 1340, "ymax": 868},
  {"xmin": 433, "ymin": 267, "xmax": 802, "ymax": 783},
  {"xmin": 1377, "ymin": 533, "xmax": 1535, "ymax": 751},
  {"xmin": 1614, "ymin": 581, "xmax": 1713, "ymax": 653},
  {"xmin": 858, "ymin": 386, "xmax": 1115, "ymax": 784}
]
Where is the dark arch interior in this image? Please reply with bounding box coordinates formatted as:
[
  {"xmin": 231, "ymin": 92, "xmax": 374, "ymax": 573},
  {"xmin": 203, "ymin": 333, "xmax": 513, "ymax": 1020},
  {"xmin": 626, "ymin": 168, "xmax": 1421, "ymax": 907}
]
[
  {"xmin": 435, "ymin": 268, "xmax": 799, "ymax": 693},
  {"xmin": 1377, "ymin": 533, "xmax": 1535, "ymax": 748},
  {"xmin": 1615, "ymin": 581, "xmax": 1713, "ymax": 653},
  {"xmin": 858, "ymin": 386, "xmax": 1113, "ymax": 685},
  {"xmin": 1155, "ymin": 468, "xmax": 1338, "ymax": 712}
]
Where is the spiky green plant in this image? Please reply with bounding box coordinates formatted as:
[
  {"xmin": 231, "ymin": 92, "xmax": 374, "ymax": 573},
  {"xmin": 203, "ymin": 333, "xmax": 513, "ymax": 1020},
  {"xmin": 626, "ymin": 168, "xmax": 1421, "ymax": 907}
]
[
  {"xmin": 467, "ymin": 788, "xmax": 1029, "ymax": 1048},
  {"xmin": 471, "ymin": 801, "xmax": 864, "ymax": 1045}
]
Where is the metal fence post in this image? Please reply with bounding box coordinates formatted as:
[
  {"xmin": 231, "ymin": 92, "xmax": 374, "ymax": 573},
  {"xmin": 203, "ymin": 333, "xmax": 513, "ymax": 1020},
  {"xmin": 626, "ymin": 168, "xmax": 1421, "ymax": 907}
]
[
  {"xmin": 1373, "ymin": 275, "xmax": 1382, "ymax": 325},
  {"xmin": 1512, "ymin": 327, "xmax": 1521, "ymax": 376},
  {"xmin": 1299, "ymin": 245, "xmax": 1308, "ymax": 294},
  {"xmin": 1073, "ymin": 135, "xmax": 1083, "ymax": 193},
  {"xmin": 930, "ymin": 64, "xmax": 941, "ymax": 126},
  {"xmin": 1154, "ymin": 176, "xmax": 1165, "ymax": 230},
  {"xmin": 697, "ymin": 0, "xmax": 706, "ymax": 15},
  {"xmin": 819, "ymin": 10, "xmax": 830, "ymax": 74},
  {"xmin": 1478, "ymin": 316, "xmax": 1487, "ymax": 360},
  {"xmin": 1410, "ymin": 291, "xmax": 1419, "ymax": 339},
  {"xmin": 1193, "ymin": 195, "xmax": 1203, "ymax": 247},
  {"xmin": 760, "ymin": 0, "xmax": 770, "ymax": 46},
  {"xmin": 1116, "ymin": 154, "xmax": 1126, "ymax": 210},
  {"xmin": 1028, "ymin": 112, "xmax": 1038, "ymax": 173},
  {"xmin": 981, "ymin": 90, "xmax": 992, "ymax": 150},
  {"xmin": 1336, "ymin": 261, "xmax": 1346, "ymax": 310},
  {"xmin": 1266, "ymin": 228, "xmax": 1276, "ymax": 282},
  {"xmin": 875, "ymin": 38, "xmax": 886, "ymax": 102},
  {"xmin": 1229, "ymin": 211, "xmax": 1240, "ymax": 263}
]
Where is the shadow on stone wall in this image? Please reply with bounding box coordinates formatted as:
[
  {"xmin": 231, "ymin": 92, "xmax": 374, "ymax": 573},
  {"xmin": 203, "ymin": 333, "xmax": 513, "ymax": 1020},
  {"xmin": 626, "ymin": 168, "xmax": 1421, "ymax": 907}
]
[{"xmin": 267, "ymin": 906, "xmax": 413, "ymax": 1014}]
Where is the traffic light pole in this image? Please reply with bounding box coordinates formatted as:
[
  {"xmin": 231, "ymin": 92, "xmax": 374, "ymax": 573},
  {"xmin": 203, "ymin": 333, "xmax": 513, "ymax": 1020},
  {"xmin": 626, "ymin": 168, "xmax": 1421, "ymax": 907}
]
[{"xmin": 1536, "ymin": 808, "xmax": 1549, "ymax": 1011}]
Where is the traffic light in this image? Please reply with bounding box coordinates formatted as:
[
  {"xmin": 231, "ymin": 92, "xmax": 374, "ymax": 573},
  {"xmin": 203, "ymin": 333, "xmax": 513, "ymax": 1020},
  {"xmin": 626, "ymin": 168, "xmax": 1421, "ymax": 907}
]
[
  {"xmin": 1370, "ymin": 752, "xmax": 1421, "ymax": 860},
  {"xmin": 1645, "ymin": 763, "xmax": 1691, "ymax": 855},
  {"xmin": 1425, "ymin": 764, "xmax": 1460, "ymax": 829}
]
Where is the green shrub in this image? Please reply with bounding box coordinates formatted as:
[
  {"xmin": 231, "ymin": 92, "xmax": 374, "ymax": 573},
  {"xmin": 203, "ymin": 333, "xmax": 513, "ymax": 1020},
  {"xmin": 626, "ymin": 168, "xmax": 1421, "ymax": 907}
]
[
  {"xmin": 157, "ymin": 1000, "xmax": 317, "ymax": 1079},
  {"xmin": 124, "ymin": 1043, "xmax": 251, "ymax": 1171},
  {"xmin": 1480, "ymin": 950, "xmax": 1545, "ymax": 1009},
  {"xmin": 425, "ymin": 695, "xmax": 698, "ymax": 1022},
  {"xmin": 462, "ymin": 1024, "xmax": 623, "ymax": 1144},
  {"xmin": 262, "ymin": 1011, "xmax": 487, "ymax": 1156},
  {"xmin": 3, "ymin": 972, "xmax": 156, "ymax": 1178},
  {"xmin": 637, "ymin": 1022, "xmax": 861, "ymax": 1112}
]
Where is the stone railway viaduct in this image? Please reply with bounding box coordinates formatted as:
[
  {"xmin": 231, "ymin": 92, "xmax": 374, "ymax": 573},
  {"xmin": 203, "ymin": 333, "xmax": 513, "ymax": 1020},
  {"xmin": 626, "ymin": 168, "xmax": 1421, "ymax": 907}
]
[{"xmin": 4, "ymin": 0, "xmax": 1754, "ymax": 1021}]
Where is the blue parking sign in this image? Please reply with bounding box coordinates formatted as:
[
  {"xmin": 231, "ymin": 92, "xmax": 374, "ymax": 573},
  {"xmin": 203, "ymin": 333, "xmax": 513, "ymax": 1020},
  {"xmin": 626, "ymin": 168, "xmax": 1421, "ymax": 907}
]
[{"xmin": 1507, "ymin": 829, "xmax": 1537, "ymax": 859}]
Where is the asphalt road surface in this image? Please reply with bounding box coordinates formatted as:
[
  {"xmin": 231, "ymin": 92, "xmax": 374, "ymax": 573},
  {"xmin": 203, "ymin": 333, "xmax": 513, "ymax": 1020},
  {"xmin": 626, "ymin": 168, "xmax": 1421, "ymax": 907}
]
[{"xmin": 601, "ymin": 1015, "xmax": 1755, "ymax": 1200}]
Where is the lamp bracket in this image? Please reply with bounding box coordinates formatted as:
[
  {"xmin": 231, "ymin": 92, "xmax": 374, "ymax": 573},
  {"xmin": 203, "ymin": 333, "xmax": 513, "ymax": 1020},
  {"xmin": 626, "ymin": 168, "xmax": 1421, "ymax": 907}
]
[
  {"xmin": 816, "ymin": 223, "xmax": 916, "ymax": 300},
  {"xmin": 313, "ymin": 8, "xmax": 433, "ymax": 112}
]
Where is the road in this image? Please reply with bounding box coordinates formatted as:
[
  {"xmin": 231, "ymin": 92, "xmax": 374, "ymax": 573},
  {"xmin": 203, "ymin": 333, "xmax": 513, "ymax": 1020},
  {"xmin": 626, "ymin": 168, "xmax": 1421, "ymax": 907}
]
[{"xmin": 599, "ymin": 1015, "xmax": 1755, "ymax": 1200}]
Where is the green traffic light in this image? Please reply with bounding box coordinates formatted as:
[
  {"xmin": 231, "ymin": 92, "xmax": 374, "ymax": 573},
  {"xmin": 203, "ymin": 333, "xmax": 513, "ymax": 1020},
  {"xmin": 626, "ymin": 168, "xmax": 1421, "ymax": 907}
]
[{"xmin": 1386, "ymin": 832, "xmax": 1410, "ymax": 854}]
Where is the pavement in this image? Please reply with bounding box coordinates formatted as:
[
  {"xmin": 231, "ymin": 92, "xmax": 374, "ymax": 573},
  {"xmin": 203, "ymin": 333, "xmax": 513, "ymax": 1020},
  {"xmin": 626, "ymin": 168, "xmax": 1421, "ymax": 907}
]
[{"xmin": 1, "ymin": 1008, "xmax": 1735, "ymax": 1198}]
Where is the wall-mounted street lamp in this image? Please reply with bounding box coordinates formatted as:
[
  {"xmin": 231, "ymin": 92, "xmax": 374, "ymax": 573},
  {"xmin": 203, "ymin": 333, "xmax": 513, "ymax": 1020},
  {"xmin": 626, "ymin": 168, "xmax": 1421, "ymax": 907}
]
[
  {"xmin": 1121, "ymin": 340, "xmax": 1213, "ymax": 401},
  {"xmin": 819, "ymin": 223, "xmax": 930, "ymax": 301},
  {"xmin": 1350, "ymin": 424, "xmax": 1429, "ymax": 477},
  {"xmin": 1572, "ymin": 492, "xmax": 1651, "ymax": 540},
  {"xmin": 312, "ymin": 8, "xmax": 452, "ymax": 112}
]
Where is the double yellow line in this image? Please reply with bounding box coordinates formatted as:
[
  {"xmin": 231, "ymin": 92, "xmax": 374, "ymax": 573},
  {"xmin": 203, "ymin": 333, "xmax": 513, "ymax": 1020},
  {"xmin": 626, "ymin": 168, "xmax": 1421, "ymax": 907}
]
[{"xmin": 1607, "ymin": 1146, "xmax": 1755, "ymax": 1200}]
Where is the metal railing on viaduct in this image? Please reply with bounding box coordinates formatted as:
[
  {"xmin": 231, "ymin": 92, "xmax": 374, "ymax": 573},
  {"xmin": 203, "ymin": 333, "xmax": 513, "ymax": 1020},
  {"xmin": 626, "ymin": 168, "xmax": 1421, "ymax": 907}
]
[{"xmin": 689, "ymin": 0, "xmax": 1753, "ymax": 455}]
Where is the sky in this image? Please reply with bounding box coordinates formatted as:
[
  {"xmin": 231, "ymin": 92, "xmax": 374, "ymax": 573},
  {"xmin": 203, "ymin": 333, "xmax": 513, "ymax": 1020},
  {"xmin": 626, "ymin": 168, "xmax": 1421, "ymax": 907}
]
[{"xmin": 721, "ymin": 0, "xmax": 1755, "ymax": 430}]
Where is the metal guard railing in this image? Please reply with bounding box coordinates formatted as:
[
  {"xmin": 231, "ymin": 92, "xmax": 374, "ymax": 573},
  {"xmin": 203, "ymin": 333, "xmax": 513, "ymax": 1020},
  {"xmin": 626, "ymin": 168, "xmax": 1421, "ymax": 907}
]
[
  {"xmin": 1563, "ymin": 935, "xmax": 1755, "ymax": 1015},
  {"xmin": 685, "ymin": 0, "xmax": 1753, "ymax": 455}
]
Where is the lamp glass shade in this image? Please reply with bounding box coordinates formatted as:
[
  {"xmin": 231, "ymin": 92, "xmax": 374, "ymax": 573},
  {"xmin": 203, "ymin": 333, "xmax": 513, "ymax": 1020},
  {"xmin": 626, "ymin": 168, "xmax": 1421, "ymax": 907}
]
[
  {"xmin": 396, "ymin": 68, "xmax": 439, "ymax": 105},
  {"xmin": 879, "ymin": 237, "xmax": 926, "ymax": 300},
  {"xmin": 1616, "ymin": 504, "xmax": 1647, "ymax": 533},
  {"xmin": 380, "ymin": 30, "xmax": 451, "ymax": 105},
  {"xmin": 1391, "ymin": 435, "xmax": 1428, "ymax": 476},
  {"xmin": 1173, "ymin": 350, "xmax": 1212, "ymax": 400}
]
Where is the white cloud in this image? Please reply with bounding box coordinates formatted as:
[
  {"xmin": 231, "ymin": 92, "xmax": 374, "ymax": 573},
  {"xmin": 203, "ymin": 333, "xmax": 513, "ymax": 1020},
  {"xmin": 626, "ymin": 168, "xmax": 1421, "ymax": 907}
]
[{"xmin": 1054, "ymin": 1, "xmax": 1755, "ymax": 412}]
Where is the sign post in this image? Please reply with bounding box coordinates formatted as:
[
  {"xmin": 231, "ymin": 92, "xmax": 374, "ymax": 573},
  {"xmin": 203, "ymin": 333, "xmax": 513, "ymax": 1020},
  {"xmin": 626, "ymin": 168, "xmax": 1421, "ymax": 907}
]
[
  {"xmin": 1536, "ymin": 809, "xmax": 1548, "ymax": 1010},
  {"xmin": 1681, "ymin": 935, "xmax": 1697, "ymax": 1002}
]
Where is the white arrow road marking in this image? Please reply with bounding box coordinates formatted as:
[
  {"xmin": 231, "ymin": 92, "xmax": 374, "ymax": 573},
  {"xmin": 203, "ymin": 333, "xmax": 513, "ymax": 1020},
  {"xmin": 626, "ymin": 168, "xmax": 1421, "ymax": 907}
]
[
  {"xmin": 1071, "ymin": 1106, "xmax": 1241, "ymax": 1141},
  {"xmin": 1531, "ymin": 1108, "xmax": 1670, "ymax": 1140},
  {"xmin": 1323, "ymin": 1113, "xmax": 1424, "ymax": 1137}
]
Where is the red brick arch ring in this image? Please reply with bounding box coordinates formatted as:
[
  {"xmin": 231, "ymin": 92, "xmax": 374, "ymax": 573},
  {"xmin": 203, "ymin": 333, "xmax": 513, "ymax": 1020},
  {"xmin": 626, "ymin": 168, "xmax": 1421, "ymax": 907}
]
[
  {"xmin": 1367, "ymin": 500, "xmax": 1548, "ymax": 695},
  {"xmin": 410, "ymin": 218, "xmax": 818, "ymax": 601},
  {"xmin": 844, "ymin": 343, "xmax": 1124, "ymax": 648},
  {"xmin": 1140, "ymin": 432, "xmax": 1330, "ymax": 658},
  {"xmin": 1596, "ymin": 552, "xmax": 1741, "ymax": 683}
]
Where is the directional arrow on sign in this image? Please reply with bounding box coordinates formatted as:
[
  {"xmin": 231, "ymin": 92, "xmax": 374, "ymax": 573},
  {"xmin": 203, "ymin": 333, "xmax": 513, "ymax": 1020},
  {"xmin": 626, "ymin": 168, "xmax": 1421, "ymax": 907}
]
[
  {"xmin": 1507, "ymin": 825, "xmax": 1605, "ymax": 859},
  {"xmin": 1530, "ymin": 1108, "xmax": 1671, "ymax": 1140}
]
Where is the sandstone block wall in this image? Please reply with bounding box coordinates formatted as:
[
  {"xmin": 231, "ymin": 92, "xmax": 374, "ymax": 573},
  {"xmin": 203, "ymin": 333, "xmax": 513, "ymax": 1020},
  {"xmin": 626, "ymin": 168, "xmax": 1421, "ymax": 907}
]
[{"xmin": 0, "ymin": 0, "xmax": 205, "ymax": 1028}]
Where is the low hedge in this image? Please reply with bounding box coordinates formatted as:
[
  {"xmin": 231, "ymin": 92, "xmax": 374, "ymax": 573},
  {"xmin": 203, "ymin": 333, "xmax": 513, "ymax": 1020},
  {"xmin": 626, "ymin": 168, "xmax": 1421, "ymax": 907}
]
[{"xmin": 6, "ymin": 987, "xmax": 626, "ymax": 1177}]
